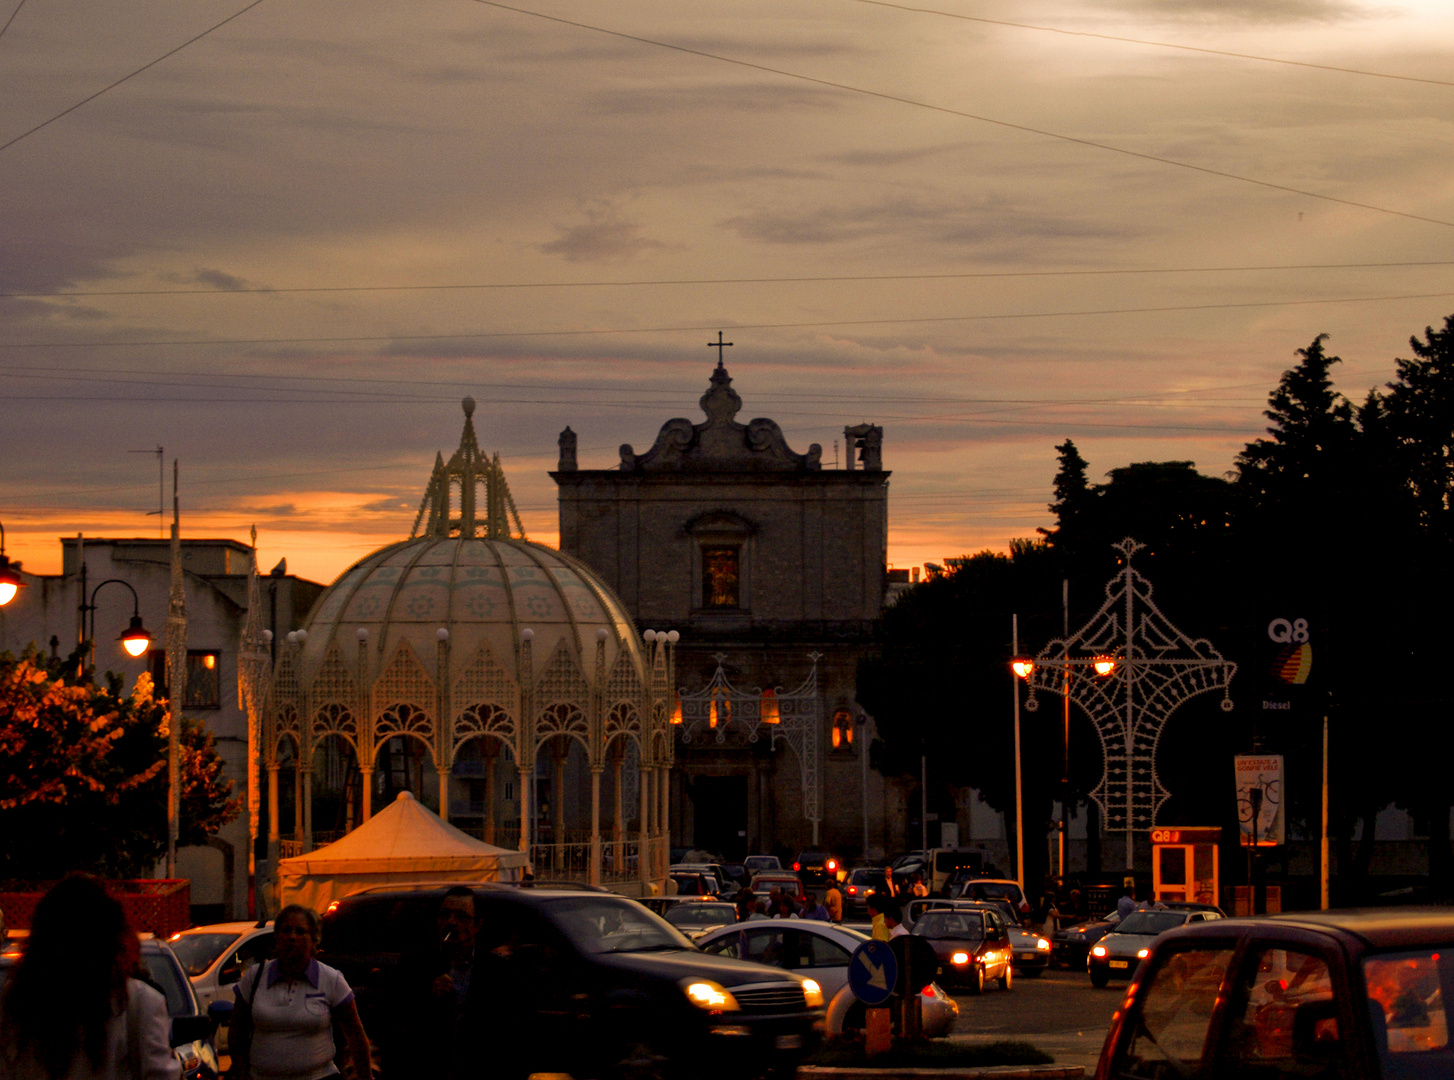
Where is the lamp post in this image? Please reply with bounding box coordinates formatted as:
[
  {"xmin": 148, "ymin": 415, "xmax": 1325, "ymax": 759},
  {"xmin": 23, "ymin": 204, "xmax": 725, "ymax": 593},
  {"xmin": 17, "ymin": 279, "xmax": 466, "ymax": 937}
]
[
  {"xmin": 79, "ymin": 577, "xmax": 154, "ymax": 664},
  {"xmin": 0, "ymin": 521, "xmax": 24, "ymax": 607}
]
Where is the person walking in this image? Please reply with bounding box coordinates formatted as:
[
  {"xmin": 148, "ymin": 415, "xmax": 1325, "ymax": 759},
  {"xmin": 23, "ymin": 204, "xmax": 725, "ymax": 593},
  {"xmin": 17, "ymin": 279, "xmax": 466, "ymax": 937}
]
[
  {"xmin": 0, "ymin": 875, "xmax": 178, "ymax": 1080},
  {"xmin": 882, "ymin": 898, "xmax": 908, "ymax": 939},
  {"xmin": 823, "ymin": 880, "xmax": 843, "ymax": 924},
  {"xmin": 866, "ymin": 893, "xmax": 889, "ymax": 941},
  {"xmin": 384, "ymin": 887, "xmax": 487, "ymax": 1080},
  {"xmin": 231, "ymin": 904, "xmax": 371, "ymax": 1080}
]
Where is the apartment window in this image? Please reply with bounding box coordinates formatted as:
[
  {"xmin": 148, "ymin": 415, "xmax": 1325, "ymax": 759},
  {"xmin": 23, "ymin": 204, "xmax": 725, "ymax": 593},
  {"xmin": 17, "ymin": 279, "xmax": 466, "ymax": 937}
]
[
  {"xmin": 702, "ymin": 547, "xmax": 740, "ymax": 608},
  {"xmin": 831, "ymin": 709, "xmax": 855, "ymax": 752},
  {"xmin": 147, "ymin": 649, "xmax": 222, "ymax": 710}
]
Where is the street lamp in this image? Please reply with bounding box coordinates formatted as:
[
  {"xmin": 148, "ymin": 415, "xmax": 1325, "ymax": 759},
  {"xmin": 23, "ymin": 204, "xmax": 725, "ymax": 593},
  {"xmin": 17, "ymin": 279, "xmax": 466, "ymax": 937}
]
[
  {"xmin": 0, "ymin": 521, "xmax": 24, "ymax": 607},
  {"xmin": 81, "ymin": 578, "xmax": 153, "ymax": 662}
]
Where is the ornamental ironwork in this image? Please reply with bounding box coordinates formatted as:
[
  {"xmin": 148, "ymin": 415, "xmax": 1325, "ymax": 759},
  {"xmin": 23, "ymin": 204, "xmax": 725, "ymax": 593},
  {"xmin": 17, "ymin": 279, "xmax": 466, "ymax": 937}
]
[
  {"xmin": 677, "ymin": 653, "xmax": 823, "ymax": 843},
  {"xmin": 1022, "ymin": 538, "xmax": 1236, "ymax": 868}
]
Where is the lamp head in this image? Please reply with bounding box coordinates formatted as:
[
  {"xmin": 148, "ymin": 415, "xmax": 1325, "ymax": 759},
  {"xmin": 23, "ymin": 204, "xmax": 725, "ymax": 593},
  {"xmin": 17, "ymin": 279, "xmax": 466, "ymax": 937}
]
[
  {"xmin": 1093, "ymin": 655, "xmax": 1116, "ymax": 677},
  {"xmin": 1011, "ymin": 657, "xmax": 1035, "ymax": 680},
  {"xmin": 0, "ymin": 555, "xmax": 23, "ymax": 607},
  {"xmin": 119, "ymin": 615, "xmax": 151, "ymax": 658}
]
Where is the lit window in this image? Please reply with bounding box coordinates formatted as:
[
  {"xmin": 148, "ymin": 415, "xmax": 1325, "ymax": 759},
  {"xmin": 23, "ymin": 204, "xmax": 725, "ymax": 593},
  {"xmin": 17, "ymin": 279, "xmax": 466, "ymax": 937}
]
[
  {"xmin": 759, "ymin": 688, "xmax": 780, "ymax": 724},
  {"xmin": 146, "ymin": 649, "xmax": 222, "ymax": 709},
  {"xmin": 832, "ymin": 709, "xmax": 854, "ymax": 752},
  {"xmin": 702, "ymin": 547, "xmax": 739, "ymax": 608}
]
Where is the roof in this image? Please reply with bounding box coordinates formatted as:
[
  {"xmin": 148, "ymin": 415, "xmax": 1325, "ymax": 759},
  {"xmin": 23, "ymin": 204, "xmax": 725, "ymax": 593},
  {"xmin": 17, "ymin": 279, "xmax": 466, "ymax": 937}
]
[{"xmin": 1260, "ymin": 908, "xmax": 1454, "ymax": 949}]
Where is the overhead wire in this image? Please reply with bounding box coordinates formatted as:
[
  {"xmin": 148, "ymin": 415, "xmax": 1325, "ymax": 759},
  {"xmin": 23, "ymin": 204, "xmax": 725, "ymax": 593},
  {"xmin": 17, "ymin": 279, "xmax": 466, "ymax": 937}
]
[
  {"xmin": 5, "ymin": 260, "xmax": 1454, "ymax": 299},
  {"xmin": 0, "ymin": 0, "xmax": 25, "ymax": 41},
  {"xmin": 843, "ymin": 0, "xmax": 1454, "ymax": 88},
  {"xmin": 4, "ymin": 288, "xmax": 1453, "ymax": 351},
  {"xmin": 468, "ymin": 0, "xmax": 1454, "ymax": 230}
]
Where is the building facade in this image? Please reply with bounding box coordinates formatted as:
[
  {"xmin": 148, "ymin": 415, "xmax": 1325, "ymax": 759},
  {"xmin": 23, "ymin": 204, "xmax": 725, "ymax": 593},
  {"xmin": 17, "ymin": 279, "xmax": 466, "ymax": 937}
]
[{"xmin": 554, "ymin": 360, "xmax": 905, "ymax": 861}]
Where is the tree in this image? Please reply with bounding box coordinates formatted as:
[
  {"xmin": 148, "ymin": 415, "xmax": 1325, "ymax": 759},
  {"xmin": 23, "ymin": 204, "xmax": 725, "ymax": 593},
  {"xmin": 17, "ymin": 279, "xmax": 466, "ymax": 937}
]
[
  {"xmin": 1040, "ymin": 439, "xmax": 1091, "ymax": 561},
  {"xmin": 0, "ymin": 647, "xmax": 240, "ymax": 878}
]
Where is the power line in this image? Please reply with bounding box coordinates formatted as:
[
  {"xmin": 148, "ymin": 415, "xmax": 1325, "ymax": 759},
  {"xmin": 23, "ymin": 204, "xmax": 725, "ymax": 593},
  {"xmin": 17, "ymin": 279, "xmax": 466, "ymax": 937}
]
[
  {"xmin": 844, "ymin": 0, "xmax": 1454, "ymax": 88},
  {"xmin": 6, "ymin": 260, "xmax": 1453, "ymax": 299},
  {"xmin": 0, "ymin": 0, "xmax": 26, "ymax": 41},
  {"xmin": 468, "ymin": 0, "xmax": 1454, "ymax": 230},
  {"xmin": 4, "ymin": 288, "xmax": 1452, "ymax": 351},
  {"xmin": 0, "ymin": 0, "xmax": 265, "ymax": 156}
]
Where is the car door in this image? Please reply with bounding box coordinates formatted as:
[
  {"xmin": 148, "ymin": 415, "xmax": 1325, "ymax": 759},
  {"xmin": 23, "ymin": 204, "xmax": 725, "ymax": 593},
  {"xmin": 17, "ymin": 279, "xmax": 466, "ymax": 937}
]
[
  {"xmin": 789, "ymin": 929, "xmax": 853, "ymax": 998},
  {"xmin": 207, "ymin": 930, "xmax": 274, "ymax": 1009},
  {"xmin": 1104, "ymin": 943, "xmax": 1237, "ymax": 1079}
]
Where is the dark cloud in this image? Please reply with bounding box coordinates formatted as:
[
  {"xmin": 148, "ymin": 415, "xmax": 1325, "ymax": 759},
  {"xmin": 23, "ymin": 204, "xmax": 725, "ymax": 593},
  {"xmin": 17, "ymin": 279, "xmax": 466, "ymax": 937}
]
[{"xmin": 539, "ymin": 203, "xmax": 670, "ymax": 263}]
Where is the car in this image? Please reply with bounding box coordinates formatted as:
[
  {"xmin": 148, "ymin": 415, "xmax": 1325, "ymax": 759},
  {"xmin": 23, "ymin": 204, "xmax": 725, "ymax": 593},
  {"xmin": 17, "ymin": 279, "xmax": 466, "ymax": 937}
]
[
  {"xmin": 743, "ymin": 855, "xmax": 783, "ymax": 874},
  {"xmin": 1092, "ymin": 908, "xmax": 1454, "ymax": 1080},
  {"xmin": 670, "ymin": 862, "xmax": 739, "ymax": 897},
  {"xmin": 168, "ymin": 921, "xmax": 275, "ymax": 1012},
  {"xmin": 910, "ymin": 898, "xmax": 1052, "ymax": 976},
  {"xmin": 842, "ymin": 868, "xmax": 890, "ymax": 919},
  {"xmin": 0, "ymin": 938, "xmax": 222, "ymax": 1080},
  {"xmin": 721, "ymin": 863, "xmax": 749, "ymax": 887},
  {"xmin": 322, "ymin": 883, "xmax": 825, "ymax": 1077},
  {"xmin": 910, "ymin": 906, "xmax": 1013, "ymax": 995},
  {"xmin": 669, "ymin": 870, "xmax": 720, "ymax": 897},
  {"xmin": 952, "ymin": 877, "xmax": 1030, "ymax": 916},
  {"xmin": 1051, "ymin": 910, "xmax": 1122, "ymax": 968},
  {"xmin": 663, "ymin": 901, "xmax": 739, "ymax": 940},
  {"xmin": 748, "ymin": 872, "xmax": 806, "ymax": 903},
  {"xmin": 792, "ymin": 852, "xmax": 842, "ymax": 889},
  {"xmin": 695, "ymin": 920, "xmax": 956, "ymax": 1038},
  {"xmin": 1087, "ymin": 906, "xmax": 1223, "ymax": 987}
]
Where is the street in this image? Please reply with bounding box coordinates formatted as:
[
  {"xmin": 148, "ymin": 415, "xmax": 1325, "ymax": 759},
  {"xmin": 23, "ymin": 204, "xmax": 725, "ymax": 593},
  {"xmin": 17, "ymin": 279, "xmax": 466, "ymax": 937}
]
[{"xmin": 947, "ymin": 968, "xmax": 1124, "ymax": 1073}]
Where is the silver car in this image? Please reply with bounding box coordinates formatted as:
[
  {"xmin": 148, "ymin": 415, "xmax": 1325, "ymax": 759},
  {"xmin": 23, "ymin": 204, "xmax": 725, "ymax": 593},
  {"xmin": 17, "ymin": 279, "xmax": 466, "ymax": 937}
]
[{"xmin": 1088, "ymin": 907, "xmax": 1223, "ymax": 987}]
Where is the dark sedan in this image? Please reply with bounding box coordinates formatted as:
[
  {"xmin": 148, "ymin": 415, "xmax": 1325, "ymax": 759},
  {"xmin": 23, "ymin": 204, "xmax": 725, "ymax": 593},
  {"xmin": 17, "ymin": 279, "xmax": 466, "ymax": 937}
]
[
  {"xmin": 1052, "ymin": 910, "xmax": 1121, "ymax": 968},
  {"xmin": 910, "ymin": 908, "xmax": 1013, "ymax": 995},
  {"xmin": 323, "ymin": 883, "xmax": 824, "ymax": 1078}
]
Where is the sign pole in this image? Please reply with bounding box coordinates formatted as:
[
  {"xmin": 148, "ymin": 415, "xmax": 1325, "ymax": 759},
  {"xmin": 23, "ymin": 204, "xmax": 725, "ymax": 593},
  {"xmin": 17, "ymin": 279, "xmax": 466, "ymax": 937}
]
[
  {"xmin": 1012, "ymin": 614, "xmax": 1025, "ymax": 893},
  {"xmin": 1321, "ymin": 715, "xmax": 1330, "ymax": 910}
]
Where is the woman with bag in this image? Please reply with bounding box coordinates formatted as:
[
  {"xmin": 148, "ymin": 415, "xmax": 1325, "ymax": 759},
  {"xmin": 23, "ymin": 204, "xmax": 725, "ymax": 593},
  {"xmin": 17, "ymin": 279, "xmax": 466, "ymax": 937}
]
[
  {"xmin": 230, "ymin": 905, "xmax": 370, "ymax": 1080},
  {"xmin": 0, "ymin": 874, "xmax": 179, "ymax": 1080}
]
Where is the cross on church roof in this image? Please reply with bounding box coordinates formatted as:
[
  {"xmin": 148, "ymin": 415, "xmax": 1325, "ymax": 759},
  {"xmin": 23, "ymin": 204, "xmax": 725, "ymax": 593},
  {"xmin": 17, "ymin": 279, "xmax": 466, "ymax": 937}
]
[{"xmin": 707, "ymin": 331, "xmax": 733, "ymax": 363}]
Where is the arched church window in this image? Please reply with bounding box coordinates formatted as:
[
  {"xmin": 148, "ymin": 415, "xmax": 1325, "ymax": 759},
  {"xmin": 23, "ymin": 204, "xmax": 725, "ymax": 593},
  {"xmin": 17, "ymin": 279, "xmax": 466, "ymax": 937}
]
[
  {"xmin": 703, "ymin": 546, "xmax": 740, "ymax": 607},
  {"xmin": 831, "ymin": 709, "xmax": 855, "ymax": 752}
]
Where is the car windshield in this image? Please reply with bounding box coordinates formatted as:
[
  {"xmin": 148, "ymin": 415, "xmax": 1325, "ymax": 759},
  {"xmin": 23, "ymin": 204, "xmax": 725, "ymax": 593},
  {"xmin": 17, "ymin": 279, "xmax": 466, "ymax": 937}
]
[
  {"xmin": 849, "ymin": 870, "xmax": 887, "ymax": 887},
  {"xmin": 168, "ymin": 932, "xmax": 240, "ymax": 977},
  {"xmin": 744, "ymin": 857, "xmax": 781, "ymax": 871},
  {"xmin": 545, "ymin": 897, "xmax": 694, "ymax": 954},
  {"xmin": 1116, "ymin": 912, "xmax": 1188, "ymax": 935},
  {"xmin": 1365, "ymin": 948, "xmax": 1454, "ymax": 1076},
  {"xmin": 666, "ymin": 904, "xmax": 737, "ymax": 928},
  {"xmin": 913, "ymin": 912, "xmax": 984, "ymax": 940}
]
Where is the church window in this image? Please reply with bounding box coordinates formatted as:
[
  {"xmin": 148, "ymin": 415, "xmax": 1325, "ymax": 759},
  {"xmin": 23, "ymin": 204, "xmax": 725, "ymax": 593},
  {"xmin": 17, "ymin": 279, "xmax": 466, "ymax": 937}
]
[
  {"xmin": 702, "ymin": 546, "xmax": 740, "ymax": 607},
  {"xmin": 831, "ymin": 709, "xmax": 855, "ymax": 752}
]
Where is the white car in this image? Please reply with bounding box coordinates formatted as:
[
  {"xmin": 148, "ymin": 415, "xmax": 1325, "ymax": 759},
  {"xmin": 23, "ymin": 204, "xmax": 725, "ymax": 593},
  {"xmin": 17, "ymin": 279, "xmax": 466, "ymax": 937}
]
[
  {"xmin": 168, "ymin": 921, "xmax": 274, "ymax": 1012},
  {"xmin": 695, "ymin": 919, "xmax": 957, "ymax": 1037}
]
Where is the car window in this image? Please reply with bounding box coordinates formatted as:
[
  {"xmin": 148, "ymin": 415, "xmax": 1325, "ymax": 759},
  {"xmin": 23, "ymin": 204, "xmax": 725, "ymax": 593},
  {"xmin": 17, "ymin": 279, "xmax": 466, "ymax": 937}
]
[
  {"xmin": 169, "ymin": 932, "xmax": 239, "ymax": 978},
  {"xmin": 1113, "ymin": 947, "xmax": 1234, "ymax": 1079},
  {"xmin": 801, "ymin": 933, "xmax": 851, "ymax": 968},
  {"xmin": 741, "ymin": 928, "xmax": 788, "ymax": 967},
  {"xmin": 665, "ymin": 904, "xmax": 736, "ymax": 929},
  {"xmin": 703, "ymin": 931, "xmax": 744, "ymax": 959},
  {"xmin": 1117, "ymin": 912, "xmax": 1190, "ymax": 935},
  {"xmin": 1364, "ymin": 949, "xmax": 1454, "ymax": 1077},
  {"xmin": 220, "ymin": 931, "xmax": 275, "ymax": 986},
  {"xmin": 1221, "ymin": 947, "xmax": 1345, "ymax": 1079},
  {"xmin": 140, "ymin": 950, "xmax": 194, "ymax": 1018},
  {"xmin": 543, "ymin": 897, "xmax": 692, "ymax": 955},
  {"xmin": 914, "ymin": 912, "xmax": 984, "ymax": 940}
]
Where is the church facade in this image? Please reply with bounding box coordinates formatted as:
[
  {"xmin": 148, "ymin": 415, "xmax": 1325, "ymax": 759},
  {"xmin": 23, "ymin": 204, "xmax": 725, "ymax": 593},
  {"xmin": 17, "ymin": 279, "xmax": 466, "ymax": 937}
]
[{"xmin": 553, "ymin": 359, "xmax": 906, "ymax": 861}]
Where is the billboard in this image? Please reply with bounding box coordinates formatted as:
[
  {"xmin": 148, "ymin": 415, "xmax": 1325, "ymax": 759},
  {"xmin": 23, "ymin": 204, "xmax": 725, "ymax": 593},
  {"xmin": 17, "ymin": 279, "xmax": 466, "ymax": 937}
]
[{"xmin": 1235, "ymin": 754, "xmax": 1284, "ymax": 846}]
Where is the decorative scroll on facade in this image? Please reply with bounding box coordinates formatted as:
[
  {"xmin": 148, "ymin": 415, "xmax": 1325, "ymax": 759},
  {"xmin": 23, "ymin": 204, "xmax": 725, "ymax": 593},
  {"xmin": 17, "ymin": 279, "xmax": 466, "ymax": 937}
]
[
  {"xmin": 1022, "ymin": 538, "xmax": 1237, "ymax": 868},
  {"xmin": 677, "ymin": 653, "xmax": 823, "ymax": 843}
]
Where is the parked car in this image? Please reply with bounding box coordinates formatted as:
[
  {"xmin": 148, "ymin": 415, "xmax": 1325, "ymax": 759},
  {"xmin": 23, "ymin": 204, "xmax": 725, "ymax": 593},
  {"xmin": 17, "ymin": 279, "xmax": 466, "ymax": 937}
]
[
  {"xmin": 1093, "ymin": 908, "xmax": 1454, "ymax": 1080},
  {"xmin": 1051, "ymin": 910, "xmax": 1121, "ymax": 968},
  {"xmin": 663, "ymin": 901, "xmax": 739, "ymax": 940},
  {"xmin": 696, "ymin": 921, "xmax": 956, "ymax": 1038},
  {"xmin": 792, "ymin": 852, "xmax": 842, "ymax": 889},
  {"xmin": 842, "ymin": 868, "xmax": 890, "ymax": 919},
  {"xmin": 1088, "ymin": 906, "xmax": 1223, "ymax": 987},
  {"xmin": 322, "ymin": 883, "xmax": 825, "ymax": 1076},
  {"xmin": 0, "ymin": 939, "xmax": 221, "ymax": 1080},
  {"xmin": 910, "ymin": 906, "xmax": 1013, "ymax": 994},
  {"xmin": 748, "ymin": 872, "xmax": 806, "ymax": 903},
  {"xmin": 168, "ymin": 921, "xmax": 275, "ymax": 1012}
]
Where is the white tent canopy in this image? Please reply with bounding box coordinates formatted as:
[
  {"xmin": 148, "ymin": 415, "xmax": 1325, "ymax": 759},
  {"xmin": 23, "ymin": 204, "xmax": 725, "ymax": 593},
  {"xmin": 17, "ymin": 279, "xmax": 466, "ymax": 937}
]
[{"xmin": 278, "ymin": 791, "xmax": 527, "ymax": 911}]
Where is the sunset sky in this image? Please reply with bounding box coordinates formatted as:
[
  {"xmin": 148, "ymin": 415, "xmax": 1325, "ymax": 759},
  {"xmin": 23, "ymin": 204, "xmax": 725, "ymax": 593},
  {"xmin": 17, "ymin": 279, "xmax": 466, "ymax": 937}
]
[{"xmin": 2, "ymin": 0, "xmax": 1451, "ymax": 586}]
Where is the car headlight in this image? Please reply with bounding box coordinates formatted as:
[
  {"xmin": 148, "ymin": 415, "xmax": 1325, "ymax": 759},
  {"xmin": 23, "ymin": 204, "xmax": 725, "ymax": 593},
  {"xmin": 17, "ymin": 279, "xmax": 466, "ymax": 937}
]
[
  {"xmin": 951, "ymin": 951, "xmax": 970, "ymax": 965},
  {"xmin": 1037, "ymin": 938, "xmax": 1051, "ymax": 951},
  {"xmin": 1092, "ymin": 945, "xmax": 1107, "ymax": 957},
  {"xmin": 800, "ymin": 978, "xmax": 825, "ymax": 1008},
  {"xmin": 683, "ymin": 980, "xmax": 740, "ymax": 1011},
  {"xmin": 1137, "ymin": 948, "xmax": 1150, "ymax": 959}
]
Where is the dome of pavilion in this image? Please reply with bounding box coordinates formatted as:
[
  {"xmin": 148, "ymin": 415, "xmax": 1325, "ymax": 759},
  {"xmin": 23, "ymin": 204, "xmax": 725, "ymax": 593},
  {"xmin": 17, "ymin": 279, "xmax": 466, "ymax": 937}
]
[{"xmin": 291, "ymin": 397, "xmax": 647, "ymax": 723}]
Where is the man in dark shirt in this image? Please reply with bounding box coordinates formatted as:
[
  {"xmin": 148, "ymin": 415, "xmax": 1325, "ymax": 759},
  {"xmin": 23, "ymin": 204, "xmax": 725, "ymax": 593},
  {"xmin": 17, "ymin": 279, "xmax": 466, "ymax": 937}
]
[{"xmin": 386, "ymin": 886, "xmax": 486, "ymax": 1080}]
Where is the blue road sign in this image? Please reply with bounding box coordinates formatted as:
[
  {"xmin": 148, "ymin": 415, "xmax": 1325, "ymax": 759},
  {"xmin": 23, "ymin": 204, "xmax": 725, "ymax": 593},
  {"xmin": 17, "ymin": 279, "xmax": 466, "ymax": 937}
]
[{"xmin": 848, "ymin": 940, "xmax": 898, "ymax": 1006}]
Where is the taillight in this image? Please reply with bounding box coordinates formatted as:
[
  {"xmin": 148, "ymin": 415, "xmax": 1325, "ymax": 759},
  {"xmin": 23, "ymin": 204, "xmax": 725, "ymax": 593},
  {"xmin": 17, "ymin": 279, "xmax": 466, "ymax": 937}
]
[
  {"xmin": 846, "ymin": 886, "xmax": 858, "ymax": 895},
  {"xmin": 793, "ymin": 862, "xmax": 801, "ymax": 871},
  {"xmin": 827, "ymin": 860, "xmax": 836, "ymax": 870}
]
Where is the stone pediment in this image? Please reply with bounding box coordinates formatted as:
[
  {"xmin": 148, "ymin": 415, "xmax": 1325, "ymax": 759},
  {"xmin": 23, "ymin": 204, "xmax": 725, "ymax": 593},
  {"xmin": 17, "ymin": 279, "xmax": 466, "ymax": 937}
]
[{"xmin": 620, "ymin": 361, "xmax": 822, "ymax": 472}]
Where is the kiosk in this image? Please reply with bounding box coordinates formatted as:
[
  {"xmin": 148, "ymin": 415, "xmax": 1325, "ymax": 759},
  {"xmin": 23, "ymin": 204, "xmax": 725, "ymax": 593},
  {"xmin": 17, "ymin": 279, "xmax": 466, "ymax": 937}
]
[{"xmin": 1150, "ymin": 827, "xmax": 1220, "ymax": 906}]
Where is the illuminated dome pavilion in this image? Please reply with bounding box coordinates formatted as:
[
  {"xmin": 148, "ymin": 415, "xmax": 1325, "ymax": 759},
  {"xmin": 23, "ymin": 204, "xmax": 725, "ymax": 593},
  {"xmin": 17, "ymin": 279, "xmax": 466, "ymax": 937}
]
[{"xmin": 253, "ymin": 400, "xmax": 676, "ymax": 890}]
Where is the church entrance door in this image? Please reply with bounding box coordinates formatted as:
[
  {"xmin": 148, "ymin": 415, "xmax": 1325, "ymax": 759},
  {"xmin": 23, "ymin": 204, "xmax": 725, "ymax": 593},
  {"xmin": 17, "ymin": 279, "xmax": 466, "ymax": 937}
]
[{"xmin": 689, "ymin": 775, "xmax": 748, "ymax": 861}]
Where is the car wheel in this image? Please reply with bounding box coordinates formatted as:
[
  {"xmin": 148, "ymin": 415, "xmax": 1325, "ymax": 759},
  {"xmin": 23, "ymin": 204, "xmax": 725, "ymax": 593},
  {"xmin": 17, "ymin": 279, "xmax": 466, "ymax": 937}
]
[
  {"xmin": 968, "ymin": 964, "xmax": 985, "ymax": 995},
  {"xmin": 1090, "ymin": 967, "xmax": 1110, "ymax": 989},
  {"xmin": 999, "ymin": 963, "xmax": 1012, "ymax": 992}
]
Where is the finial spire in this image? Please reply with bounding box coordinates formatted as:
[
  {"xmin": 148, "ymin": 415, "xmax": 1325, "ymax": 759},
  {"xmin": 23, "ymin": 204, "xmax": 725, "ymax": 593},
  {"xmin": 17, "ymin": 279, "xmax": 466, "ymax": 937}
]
[{"xmin": 410, "ymin": 399, "xmax": 526, "ymax": 540}]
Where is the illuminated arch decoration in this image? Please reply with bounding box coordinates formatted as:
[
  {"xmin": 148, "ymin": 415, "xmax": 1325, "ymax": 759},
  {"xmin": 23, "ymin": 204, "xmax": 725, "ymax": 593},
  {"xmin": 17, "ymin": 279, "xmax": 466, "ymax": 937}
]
[{"xmin": 1022, "ymin": 538, "xmax": 1237, "ymax": 868}]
